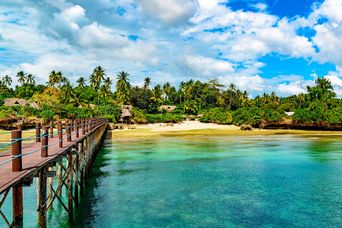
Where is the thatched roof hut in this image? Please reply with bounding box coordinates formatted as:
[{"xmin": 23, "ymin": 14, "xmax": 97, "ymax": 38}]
[
  {"xmin": 119, "ymin": 105, "xmax": 133, "ymax": 124},
  {"xmin": 159, "ymin": 105, "xmax": 177, "ymax": 112},
  {"xmin": 121, "ymin": 108, "xmax": 132, "ymax": 118},
  {"xmin": 123, "ymin": 105, "xmax": 133, "ymax": 110},
  {"xmin": 4, "ymin": 98, "xmax": 39, "ymax": 109}
]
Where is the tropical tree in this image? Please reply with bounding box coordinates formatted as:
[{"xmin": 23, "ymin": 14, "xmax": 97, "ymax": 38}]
[
  {"xmin": 48, "ymin": 71, "xmax": 63, "ymax": 88},
  {"xmin": 115, "ymin": 71, "xmax": 131, "ymax": 105},
  {"xmin": 2, "ymin": 75, "xmax": 12, "ymax": 87},
  {"xmin": 26, "ymin": 74, "xmax": 36, "ymax": 85},
  {"xmin": 16, "ymin": 71, "xmax": 26, "ymax": 85},
  {"xmin": 76, "ymin": 77, "xmax": 86, "ymax": 88},
  {"xmin": 143, "ymin": 77, "xmax": 151, "ymax": 90}
]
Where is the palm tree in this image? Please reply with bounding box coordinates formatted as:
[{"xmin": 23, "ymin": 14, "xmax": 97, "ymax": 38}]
[
  {"xmin": 26, "ymin": 74, "xmax": 36, "ymax": 85},
  {"xmin": 115, "ymin": 71, "xmax": 131, "ymax": 105},
  {"xmin": 2, "ymin": 75, "xmax": 12, "ymax": 87},
  {"xmin": 163, "ymin": 82, "xmax": 172, "ymax": 102},
  {"xmin": 103, "ymin": 77, "xmax": 112, "ymax": 98},
  {"xmin": 90, "ymin": 66, "xmax": 106, "ymax": 104},
  {"xmin": 90, "ymin": 66, "xmax": 106, "ymax": 89},
  {"xmin": 48, "ymin": 71, "xmax": 63, "ymax": 88},
  {"xmin": 16, "ymin": 71, "xmax": 26, "ymax": 85},
  {"xmin": 143, "ymin": 77, "xmax": 151, "ymax": 90},
  {"xmin": 77, "ymin": 77, "xmax": 86, "ymax": 88}
]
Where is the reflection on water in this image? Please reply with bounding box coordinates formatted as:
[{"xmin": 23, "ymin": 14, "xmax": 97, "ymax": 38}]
[{"xmin": 1, "ymin": 135, "xmax": 341, "ymax": 227}]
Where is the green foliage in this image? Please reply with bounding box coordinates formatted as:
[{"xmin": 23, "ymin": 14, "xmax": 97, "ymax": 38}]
[
  {"xmin": 200, "ymin": 108, "xmax": 233, "ymax": 124},
  {"xmin": 146, "ymin": 113, "xmax": 184, "ymax": 123},
  {"xmin": 132, "ymin": 108, "xmax": 148, "ymax": 124},
  {"xmin": 40, "ymin": 106, "xmax": 55, "ymax": 122},
  {"xmin": 93, "ymin": 104, "xmax": 121, "ymax": 123},
  {"xmin": 233, "ymin": 106, "xmax": 262, "ymax": 126},
  {"xmin": 0, "ymin": 107, "xmax": 13, "ymax": 118}
]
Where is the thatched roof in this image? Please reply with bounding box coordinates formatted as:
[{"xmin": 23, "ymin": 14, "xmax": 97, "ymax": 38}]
[
  {"xmin": 159, "ymin": 105, "xmax": 177, "ymax": 112},
  {"xmin": 121, "ymin": 108, "xmax": 132, "ymax": 118},
  {"xmin": 123, "ymin": 105, "xmax": 133, "ymax": 110},
  {"xmin": 4, "ymin": 98, "xmax": 40, "ymax": 109}
]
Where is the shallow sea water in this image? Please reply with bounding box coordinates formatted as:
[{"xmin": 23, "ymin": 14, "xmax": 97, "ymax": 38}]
[{"xmin": 2, "ymin": 135, "xmax": 342, "ymax": 227}]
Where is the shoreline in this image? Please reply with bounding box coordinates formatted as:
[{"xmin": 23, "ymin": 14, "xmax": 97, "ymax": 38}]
[{"xmin": 109, "ymin": 120, "xmax": 342, "ymax": 140}]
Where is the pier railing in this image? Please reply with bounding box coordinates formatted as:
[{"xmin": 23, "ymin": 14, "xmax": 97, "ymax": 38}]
[{"xmin": 0, "ymin": 118, "xmax": 108, "ymax": 227}]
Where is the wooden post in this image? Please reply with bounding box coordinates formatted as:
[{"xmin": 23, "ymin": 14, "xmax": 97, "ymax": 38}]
[
  {"xmin": 36, "ymin": 123, "xmax": 41, "ymax": 143},
  {"xmin": 49, "ymin": 121, "xmax": 53, "ymax": 138},
  {"xmin": 12, "ymin": 130, "xmax": 22, "ymax": 172},
  {"xmin": 81, "ymin": 120, "xmax": 85, "ymax": 135},
  {"xmin": 74, "ymin": 148, "xmax": 79, "ymax": 207},
  {"xmin": 67, "ymin": 122, "xmax": 72, "ymax": 142},
  {"xmin": 67, "ymin": 151, "xmax": 73, "ymax": 222},
  {"xmin": 57, "ymin": 161, "xmax": 62, "ymax": 197},
  {"xmin": 47, "ymin": 166, "xmax": 54, "ymax": 209},
  {"xmin": 37, "ymin": 168, "xmax": 47, "ymax": 228},
  {"xmin": 76, "ymin": 120, "xmax": 79, "ymax": 138},
  {"xmin": 80, "ymin": 141, "xmax": 84, "ymax": 196},
  {"xmin": 41, "ymin": 127, "xmax": 48, "ymax": 157},
  {"xmin": 12, "ymin": 130, "xmax": 23, "ymax": 227},
  {"xmin": 58, "ymin": 121, "xmax": 63, "ymax": 148}
]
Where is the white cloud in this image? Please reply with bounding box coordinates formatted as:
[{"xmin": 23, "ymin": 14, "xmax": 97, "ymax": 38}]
[
  {"xmin": 139, "ymin": 0, "xmax": 198, "ymax": 24},
  {"xmin": 185, "ymin": 55, "xmax": 234, "ymax": 77}
]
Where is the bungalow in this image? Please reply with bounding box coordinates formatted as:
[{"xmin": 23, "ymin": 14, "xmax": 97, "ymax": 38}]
[
  {"xmin": 119, "ymin": 105, "xmax": 133, "ymax": 124},
  {"xmin": 3, "ymin": 98, "xmax": 39, "ymax": 109},
  {"xmin": 159, "ymin": 105, "xmax": 177, "ymax": 113}
]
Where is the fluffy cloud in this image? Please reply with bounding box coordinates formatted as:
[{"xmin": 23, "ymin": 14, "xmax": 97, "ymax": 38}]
[
  {"xmin": 0, "ymin": 0, "xmax": 342, "ymax": 97},
  {"xmin": 138, "ymin": 0, "xmax": 198, "ymax": 24},
  {"xmin": 185, "ymin": 55, "xmax": 234, "ymax": 77}
]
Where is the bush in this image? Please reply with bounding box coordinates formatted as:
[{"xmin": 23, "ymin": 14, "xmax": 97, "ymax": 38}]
[
  {"xmin": 199, "ymin": 108, "xmax": 233, "ymax": 124},
  {"xmin": 233, "ymin": 106, "xmax": 262, "ymax": 126},
  {"xmin": 132, "ymin": 108, "xmax": 148, "ymax": 124}
]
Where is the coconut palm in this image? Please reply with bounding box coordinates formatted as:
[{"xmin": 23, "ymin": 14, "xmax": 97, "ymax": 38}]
[
  {"xmin": 115, "ymin": 71, "xmax": 131, "ymax": 104},
  {"xmin": 143, "ymin": 77, "xmax": 151, "ymax": 90},
  {"xmin": 48, "ymin": 71, "xmax": 63, "ymax": 88},
  {"xmin": 90, "ymin": 66, "xmax": 106, "ymax": 90},
  {"xmin": 16, "ymin": 71, "xmax": 26, "ymax": 85},
  {"xmin": 26, "ymin": 74, "xmax": 36, "ymax": 85},
  {"xmin": 2, "ymin": 75, "xmax": 12, "ymax": 87},
  {"xmin": 76, "ymin": 77, "xmax": 86, "ymax": 88},
  {"xmin": 103, "ymin": 77, "xmax": 112, "ymax": 98},
  {"xmin": 163, "ymin": 82, "xmax": 172, "ymax": 101},
  {"xmin": 90, "ymin": 66, "xmax": 106, "ymax": 104}
]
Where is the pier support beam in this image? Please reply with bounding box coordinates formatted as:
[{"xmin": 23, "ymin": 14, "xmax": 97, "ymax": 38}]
[
  {"xmin": 37, "ymin": 168, "xmax": 47, "ymax": 228},
  {"xmin": 67, "ymin": 151, "xmax": 73, "ymax": 222}
]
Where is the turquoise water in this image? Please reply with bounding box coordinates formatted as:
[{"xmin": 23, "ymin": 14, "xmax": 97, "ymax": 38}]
[{"xmin": 1, "ymin": 135, "xmax": 342, "ymax": 227}]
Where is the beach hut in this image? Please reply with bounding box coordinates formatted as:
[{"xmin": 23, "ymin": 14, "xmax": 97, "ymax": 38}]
[
  {"xmin": 120, "ymin": 105, "xmax": 133, "ymax": 124},
  {"xmin": 3, "ymin": 98, "xmax": 40, "ymax": 109},
  {"xmin": 159, "ymin": 105, "xmax": 177, "ymax": 113}
]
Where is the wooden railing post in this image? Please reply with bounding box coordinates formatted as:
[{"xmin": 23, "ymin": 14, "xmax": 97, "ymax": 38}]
[
  {"xmin": 41, "ymin": 127, "xmax": 48, "ymax": 157},
  {"xmin": 67, "ymin": 121, "xmax": 72, "ymax": 142},
  {"xmin": 58, "ymin": 121, "xmax": 63, "ymax": 148},
  {"xmin": 81, "ymin": 119, "xmax": 85, "ymax": 135},
  {"xmin": 36, "ymin": 123, "xmax": 41, "ymax": 143},
  {"xmin": 76, "ymin": 120, "xmax": 79, "ymax": 138},
  {"xmin": 11, "ymin": 130, "xmax": 23, "ymax": 227},
  {"xmin": 12, "ymin": 130, "xmax": 22, "ymax": 172}
]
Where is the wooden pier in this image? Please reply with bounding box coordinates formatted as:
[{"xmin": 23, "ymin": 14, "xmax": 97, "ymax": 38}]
[{"xmin": 0, "ymin": 118, "xmax": 108, "ymax": 227}]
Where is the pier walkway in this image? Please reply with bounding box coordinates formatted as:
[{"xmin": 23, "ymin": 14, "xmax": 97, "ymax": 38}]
[{"xmin": 0, "ymin": 118, "xmax": 108, "ymax": 227}]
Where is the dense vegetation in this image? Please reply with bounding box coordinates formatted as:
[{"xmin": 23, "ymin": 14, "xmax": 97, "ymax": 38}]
[{"xmin": 1, "ymin": 66, "xmax": 342, "ymax": 128}]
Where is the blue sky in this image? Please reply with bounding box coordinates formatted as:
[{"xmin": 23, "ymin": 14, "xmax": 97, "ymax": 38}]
[{"xmin": 1, "ymin": 0, "xmax": 342, "ymax": 96}]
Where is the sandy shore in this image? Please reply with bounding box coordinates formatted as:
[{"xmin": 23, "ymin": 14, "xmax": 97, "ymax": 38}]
[
  {"xmin": 136, "ymin": 120, "xmax": 240, "ymax": 132},
  {"xmin": 109, "ymin": 120, "xmax": 342, "ymax": 140}
]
